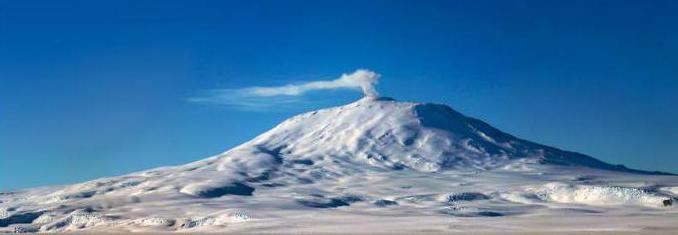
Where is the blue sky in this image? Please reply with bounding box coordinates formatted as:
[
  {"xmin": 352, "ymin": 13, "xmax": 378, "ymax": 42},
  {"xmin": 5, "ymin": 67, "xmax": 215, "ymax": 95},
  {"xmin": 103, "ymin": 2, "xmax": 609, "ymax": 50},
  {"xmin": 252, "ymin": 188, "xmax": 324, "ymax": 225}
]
[{"xmin": 1, "ymin": 0, "xmax": 677, "ymax": 190}]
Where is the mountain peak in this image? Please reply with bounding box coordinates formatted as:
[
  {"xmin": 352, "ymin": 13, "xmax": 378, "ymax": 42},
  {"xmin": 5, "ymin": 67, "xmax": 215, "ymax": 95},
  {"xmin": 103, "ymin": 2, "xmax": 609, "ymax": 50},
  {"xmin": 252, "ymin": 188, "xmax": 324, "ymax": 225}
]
[
  {"xmin": 233, "ymin": 97, "xmax": 665, "ymax": 175},
  {"xmin": 2, "ymin": 97, "xmax": 674, "ymax": 233}
]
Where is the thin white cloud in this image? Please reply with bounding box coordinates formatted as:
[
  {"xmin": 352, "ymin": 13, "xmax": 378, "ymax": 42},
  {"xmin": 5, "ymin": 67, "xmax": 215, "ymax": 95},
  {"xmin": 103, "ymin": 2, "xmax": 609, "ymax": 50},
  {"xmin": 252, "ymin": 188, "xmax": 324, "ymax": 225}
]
[{"xmin": 188, "ymin": 69, "xmax": 381, "ymax": 110}]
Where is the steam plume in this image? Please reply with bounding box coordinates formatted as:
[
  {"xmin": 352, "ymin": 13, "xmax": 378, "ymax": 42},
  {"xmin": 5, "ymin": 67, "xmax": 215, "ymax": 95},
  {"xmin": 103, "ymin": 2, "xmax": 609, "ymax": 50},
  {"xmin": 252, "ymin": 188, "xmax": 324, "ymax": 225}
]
[
  {"xmin": 188, "ymin": 69, "xmax": 381, "ymax": 110},
  {"xmin": 247, "ymin": 69, "xmax": 380, "ymax": 97}
]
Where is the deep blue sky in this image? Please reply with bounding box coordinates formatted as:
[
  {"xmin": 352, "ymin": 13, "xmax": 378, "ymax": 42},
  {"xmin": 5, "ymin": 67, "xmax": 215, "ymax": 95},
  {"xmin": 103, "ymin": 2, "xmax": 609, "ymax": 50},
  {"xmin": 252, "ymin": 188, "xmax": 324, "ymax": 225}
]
[{"xmin": 2, "ymin": 0, "xmax": 677, "ymax": 190}]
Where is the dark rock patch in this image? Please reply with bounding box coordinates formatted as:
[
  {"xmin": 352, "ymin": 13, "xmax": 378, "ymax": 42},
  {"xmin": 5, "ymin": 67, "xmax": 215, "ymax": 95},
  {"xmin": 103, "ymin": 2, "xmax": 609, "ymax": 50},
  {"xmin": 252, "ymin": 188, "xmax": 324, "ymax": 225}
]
[
  {"xmin": 247, "ymin": 171, "xmax": 273, "ymax": 183},
  {"xmin": 447, "ymin": 192, "xmax": 490, "ymax": 202},
  {"xmin": 337, "ymin": 195, "xmax": 363, "ymax": 203},
  {"xmin": 297, "ymin": 198, "xmax": 350, "ymax": 208},
  {"xmin": 392, "ymin": 163, "xmax": 407, "ymax": 170},
  {"xmin": 60, "ymin": 191, "xmax": 96, "ymax": 200},
  {"xmin": 476, "ymin": 211, "xmax": 504, "ymax": 217},
  {"xmin": 573, "ymin": 175, "xmax": 597, "ymax": 182},
  {"xmin": 295, "ymin": 178, "xmax": 314, "ymax": 184},
  {"xmin": 374, "ymin": 199, "xmax": 398, "ymax": 207},
  {"xmin": 0, "ymin": 212, "xmax": 43, "ymax": 227},
  {"xmin": 290, "ymin": 159, "xmax": 314, "ymax": 165},
  {"xmin": 297, "ymin": 195, "xmax": 363, "ymax": 208},
  {"xmin": 195, "ymin": 183, "xmax": 254, "ymax": 198},
  {"xmin": 256, "ymin": 146, "xmax": 284, "ymax": 164},
  {"xmin": 261, "ymin": 183, "xmax": 286, "ymax": 188},
  {"xmin": 438, "ymin": 208, "xmax": 505, "ymax": 217}
]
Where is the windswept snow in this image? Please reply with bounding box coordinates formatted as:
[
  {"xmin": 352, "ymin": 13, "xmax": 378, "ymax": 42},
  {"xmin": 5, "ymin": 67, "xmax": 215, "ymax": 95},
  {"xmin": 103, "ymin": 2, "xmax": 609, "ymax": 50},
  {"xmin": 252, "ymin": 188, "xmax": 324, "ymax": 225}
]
[
  {"xmin": 533, "ymin": 183, "xmax": 670, "ymax": 207},
  {"xmin": 662, "ymin": 186, "xmax": 678, "ymax": 195},
  {"xmin": 1, "ymin": 97, "xmax": 677, "ymax": 233}
]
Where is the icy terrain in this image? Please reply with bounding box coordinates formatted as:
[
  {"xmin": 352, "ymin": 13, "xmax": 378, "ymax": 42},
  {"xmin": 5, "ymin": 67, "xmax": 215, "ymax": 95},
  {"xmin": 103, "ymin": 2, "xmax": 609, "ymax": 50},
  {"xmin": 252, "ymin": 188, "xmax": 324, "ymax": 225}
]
[{"xmin": 1, "ymin": 97, "xmax": 677, "ymax": 233}]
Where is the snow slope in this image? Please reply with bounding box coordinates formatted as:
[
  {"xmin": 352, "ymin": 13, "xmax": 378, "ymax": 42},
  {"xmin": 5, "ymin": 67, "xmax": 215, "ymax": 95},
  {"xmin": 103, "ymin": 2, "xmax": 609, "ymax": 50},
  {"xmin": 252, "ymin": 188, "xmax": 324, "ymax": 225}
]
[{"xmin": 1, "ymin": 97, "xmax": 677, "ymax": 233}]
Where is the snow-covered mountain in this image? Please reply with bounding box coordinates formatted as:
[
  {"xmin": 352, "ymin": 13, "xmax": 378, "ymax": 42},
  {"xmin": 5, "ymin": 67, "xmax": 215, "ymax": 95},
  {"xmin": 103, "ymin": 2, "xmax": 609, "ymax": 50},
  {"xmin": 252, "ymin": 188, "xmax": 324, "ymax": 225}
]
[{"xmin": 2, "ymin": 97, "xmax": 677, "ymax": 233}]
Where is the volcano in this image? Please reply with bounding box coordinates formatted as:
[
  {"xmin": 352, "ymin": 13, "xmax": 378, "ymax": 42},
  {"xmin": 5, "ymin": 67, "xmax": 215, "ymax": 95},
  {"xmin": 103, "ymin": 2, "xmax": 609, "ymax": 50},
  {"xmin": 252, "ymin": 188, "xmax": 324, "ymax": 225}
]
[{"xmin": 1, "ymin": 97, "xmax": 677, "ymax": 233}]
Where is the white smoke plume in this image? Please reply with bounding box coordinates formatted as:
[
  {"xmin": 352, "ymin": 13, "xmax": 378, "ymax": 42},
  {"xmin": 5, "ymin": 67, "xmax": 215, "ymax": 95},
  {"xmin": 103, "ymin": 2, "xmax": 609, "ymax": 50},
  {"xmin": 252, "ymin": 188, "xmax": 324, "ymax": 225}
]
[
  {"xmin": 247, "ymin": 69, "xmax": 380, "ymax": 97},
  {"xmin": 188, "ymin": 69, "xmax": 381, "ymax": 110}
]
